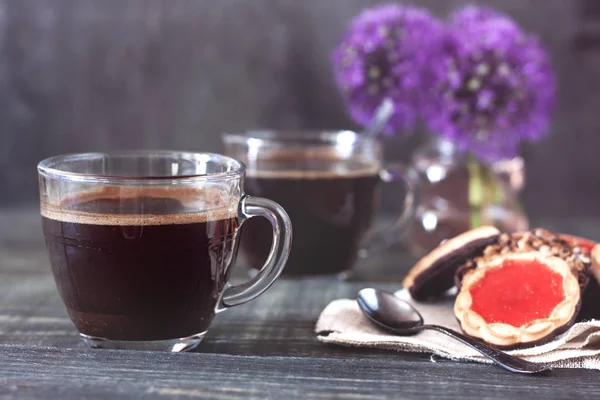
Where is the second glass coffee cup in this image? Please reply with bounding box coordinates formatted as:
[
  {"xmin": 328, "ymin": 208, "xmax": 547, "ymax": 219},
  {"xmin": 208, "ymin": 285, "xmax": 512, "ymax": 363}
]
[{"xmin": 222, "ymin": 130, "xmax": 419, "ymax": 277}]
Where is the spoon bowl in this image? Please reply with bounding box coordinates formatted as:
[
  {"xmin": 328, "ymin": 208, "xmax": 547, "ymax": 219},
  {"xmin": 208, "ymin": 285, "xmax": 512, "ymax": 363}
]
[
  {"xmin": 357, "ymin": 288, "xmax": 423, "ymax": 332},
  {"xmin": 357, "ymin": 288, "xmax": 551, "ymax": 375}
]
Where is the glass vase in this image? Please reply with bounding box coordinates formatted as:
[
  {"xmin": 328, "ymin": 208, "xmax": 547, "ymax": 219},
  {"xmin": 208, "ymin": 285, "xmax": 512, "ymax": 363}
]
[{"xmin": 406, "ymin": 137, "xmax": 529, "ymax": 256}]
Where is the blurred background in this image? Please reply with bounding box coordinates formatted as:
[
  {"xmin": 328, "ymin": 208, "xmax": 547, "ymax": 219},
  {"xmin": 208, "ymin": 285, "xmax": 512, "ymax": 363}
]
[{"xmin": 0, "ymin": 0, "xmax": 598, "ymax": 220}]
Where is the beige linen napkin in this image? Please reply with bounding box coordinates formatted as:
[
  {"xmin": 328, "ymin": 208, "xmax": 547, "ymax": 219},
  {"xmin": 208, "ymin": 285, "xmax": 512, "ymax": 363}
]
[{"xmin": 315, "ymin": 289, "xmax": 600, "ymax": 369}]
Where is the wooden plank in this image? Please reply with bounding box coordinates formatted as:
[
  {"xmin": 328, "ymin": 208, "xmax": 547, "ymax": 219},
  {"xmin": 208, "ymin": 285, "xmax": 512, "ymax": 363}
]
[
  {"xmin": 0, "ymin": 272, "xmax": 408, "ymax": 359},
  {"xmin": 1, "ymin": 346, "xmax": 599, "ymax": 400}
]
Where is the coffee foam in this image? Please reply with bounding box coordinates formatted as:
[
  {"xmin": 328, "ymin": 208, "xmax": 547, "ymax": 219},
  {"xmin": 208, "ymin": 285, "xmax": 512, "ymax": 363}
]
[
  {"xmin": 40, "ymin": 186, "xmax": 238, "ymax": 226},
  {"xmin": 241, "ymin": 151, "xmax": 380, "ymax": 180},
  {"xmin": 245, "ymin": 167, "xmax": 379, "ymax": 179}
]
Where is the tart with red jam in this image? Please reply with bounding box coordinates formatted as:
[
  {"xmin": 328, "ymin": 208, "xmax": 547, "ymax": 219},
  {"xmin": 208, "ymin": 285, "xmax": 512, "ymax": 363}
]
[{"xmin": 455, "ymin": 252, "xmax": 581, "ymax": 348}]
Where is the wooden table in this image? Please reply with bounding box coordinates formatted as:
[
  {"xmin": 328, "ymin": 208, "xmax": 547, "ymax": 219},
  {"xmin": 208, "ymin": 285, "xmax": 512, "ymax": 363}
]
[{"xmin": 1, "ymin": 208, "xmax": 599, "ymax": 399}]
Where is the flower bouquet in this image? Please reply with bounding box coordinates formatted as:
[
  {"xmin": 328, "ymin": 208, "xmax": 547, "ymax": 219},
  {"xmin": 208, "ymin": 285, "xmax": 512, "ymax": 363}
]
[{"xmin": 331, "ymin": 4, "xmax": 556, "ymax": 254}]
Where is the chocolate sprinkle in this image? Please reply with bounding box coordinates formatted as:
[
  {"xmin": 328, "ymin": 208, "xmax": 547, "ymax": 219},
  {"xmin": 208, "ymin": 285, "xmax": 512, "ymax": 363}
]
[{"xmin": 455, "ymin": 228, "xmax": 592, "ymax": 292}]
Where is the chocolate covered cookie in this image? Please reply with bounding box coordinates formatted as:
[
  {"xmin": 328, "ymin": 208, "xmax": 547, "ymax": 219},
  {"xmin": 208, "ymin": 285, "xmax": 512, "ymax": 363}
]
[{"xmin": 403, "ymin": 226, "xmax": 500, "ymax": 300}]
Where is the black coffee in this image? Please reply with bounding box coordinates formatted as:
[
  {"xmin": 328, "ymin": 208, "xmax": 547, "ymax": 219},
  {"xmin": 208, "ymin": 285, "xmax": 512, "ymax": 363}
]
[
  {"xmin": 240, "ymin": 157, "xmax": 380, "ymax": 275},
  {"xmin": 41, "ymin": 188, "xmax": 239, "ymax": 341}
]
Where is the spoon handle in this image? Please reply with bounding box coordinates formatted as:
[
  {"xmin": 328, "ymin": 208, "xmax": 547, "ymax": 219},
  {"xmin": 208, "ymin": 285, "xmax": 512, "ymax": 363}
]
[{"xmin": 421, "ymin": 324, "xmax": 550, "ymax": 374}]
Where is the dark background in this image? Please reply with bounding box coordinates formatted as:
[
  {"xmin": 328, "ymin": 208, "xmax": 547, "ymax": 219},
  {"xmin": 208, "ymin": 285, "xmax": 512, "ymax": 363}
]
[{"xmin": 0, "ymin": 0, "xmax": 598, "ymax": 219}]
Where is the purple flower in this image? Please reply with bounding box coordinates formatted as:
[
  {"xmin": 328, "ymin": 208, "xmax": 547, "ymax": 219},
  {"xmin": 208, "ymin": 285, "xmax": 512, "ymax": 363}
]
[
  {"xmin": 420, "ymin": 5, "xmax": 556, "ymax": 161},
  {"xmin": 331, "ymin": 4, "xmax": 442, "ymax": 135}
]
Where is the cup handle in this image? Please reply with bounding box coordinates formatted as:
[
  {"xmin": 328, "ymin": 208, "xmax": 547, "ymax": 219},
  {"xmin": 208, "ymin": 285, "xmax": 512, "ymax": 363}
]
[
  {"xmin": 218, "ymin": 195, "xmax": 292, "ymax": 310},
  {"xmin": 361, "ymin": 163, "xmax": 420, "ymax": 255}
]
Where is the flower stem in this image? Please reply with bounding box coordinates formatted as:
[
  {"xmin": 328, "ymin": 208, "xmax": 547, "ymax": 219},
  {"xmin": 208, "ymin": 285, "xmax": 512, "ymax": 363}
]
[
  {"xmin": 467, "ymin": 154, "xmax": 483, "ymax": 229},
  {"xmin": 467, "ymin": 153, "xmax": 505, "ymax": 229}
]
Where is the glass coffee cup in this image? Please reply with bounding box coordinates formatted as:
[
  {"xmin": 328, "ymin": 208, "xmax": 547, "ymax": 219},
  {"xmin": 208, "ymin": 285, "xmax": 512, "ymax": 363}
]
[
  {"xmin": 222, "ymin": 130, "xmax": 418, "ymax": 277},
  {"xmin": 38, "ymin": 151, "xmax": 292, "ymax": 352}
]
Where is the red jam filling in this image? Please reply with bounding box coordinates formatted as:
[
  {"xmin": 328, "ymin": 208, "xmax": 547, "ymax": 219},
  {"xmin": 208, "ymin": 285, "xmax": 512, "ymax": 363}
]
[{"xmin": 469, "ymin": 259, "xmax": 565, "ymax": 327}]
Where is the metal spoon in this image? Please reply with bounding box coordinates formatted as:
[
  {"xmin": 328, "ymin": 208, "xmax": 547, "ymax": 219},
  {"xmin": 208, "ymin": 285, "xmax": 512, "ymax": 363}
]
[
  {"xmin": 364, "ymin": 98, "xmax": 394, "ymax": 137},
  {"xmin": 357, "ymin": 288, "xmax": 551, "ymax": 374}
]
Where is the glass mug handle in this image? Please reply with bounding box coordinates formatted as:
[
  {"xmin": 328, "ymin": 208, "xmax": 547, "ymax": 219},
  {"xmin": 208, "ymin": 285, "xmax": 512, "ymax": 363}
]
[
  {"xmin": 217, "ymin": 195, "xmax": 292, "ymax": 310},
  {"xmin": 361, "ymin": 163, "xmax": 420, "ymax": 255}
]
